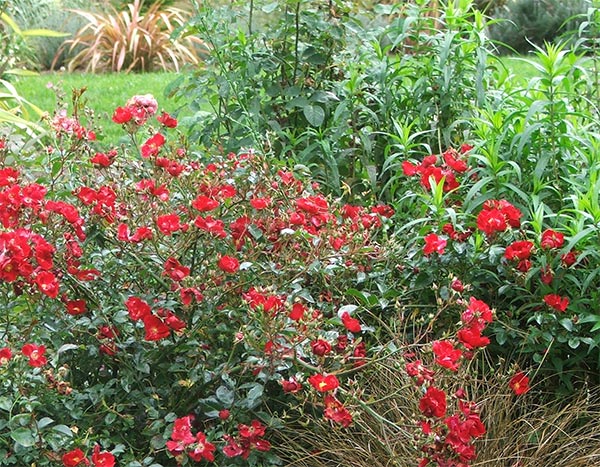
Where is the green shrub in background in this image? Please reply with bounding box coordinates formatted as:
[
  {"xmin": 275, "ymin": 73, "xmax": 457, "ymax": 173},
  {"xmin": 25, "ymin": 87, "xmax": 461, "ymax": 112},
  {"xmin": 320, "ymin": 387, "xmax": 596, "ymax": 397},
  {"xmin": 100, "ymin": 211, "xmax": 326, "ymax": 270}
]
[
  {"xmin": 487, "ymin": 0, "xmax": 587, "ymax": 54},
  {"xmin": 175, "ymin": 0, "xmax": 494, "ymax": 200}
]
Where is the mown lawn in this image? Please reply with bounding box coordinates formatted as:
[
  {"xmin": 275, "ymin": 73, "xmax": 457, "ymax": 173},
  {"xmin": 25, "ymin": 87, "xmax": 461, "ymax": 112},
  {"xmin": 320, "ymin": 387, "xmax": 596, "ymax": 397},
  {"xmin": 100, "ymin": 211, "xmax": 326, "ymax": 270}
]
[
  {"xmin": 14, "ymin": 71, "xmax": 187, "ymax": 144},
  {"xmin": 13, "ymin": 56, "xmax": 544, "ymax": 144}
]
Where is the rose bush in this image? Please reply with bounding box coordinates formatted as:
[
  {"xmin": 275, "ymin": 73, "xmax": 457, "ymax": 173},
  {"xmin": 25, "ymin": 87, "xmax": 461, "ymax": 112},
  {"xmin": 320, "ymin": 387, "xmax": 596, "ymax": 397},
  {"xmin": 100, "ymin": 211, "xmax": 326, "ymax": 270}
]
[
  {"xmin": 396, "ymin": 143, "xmax": 600, "ymax": 389},
  {"xmin": 0, "ymin": 91, "xmax": 408, "ymax": 466}
]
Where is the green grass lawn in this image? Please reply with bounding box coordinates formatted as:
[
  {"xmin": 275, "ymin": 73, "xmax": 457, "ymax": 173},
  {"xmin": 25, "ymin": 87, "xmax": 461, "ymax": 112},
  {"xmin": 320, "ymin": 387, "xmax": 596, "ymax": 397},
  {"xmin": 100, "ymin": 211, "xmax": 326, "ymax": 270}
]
[
  {"xmin": 10, "ymin": 56, "xmax": 546, "ymax": 145},
  {"xmin": 14, "ymin": 71, "xmax": 187, "ymax": 144}
]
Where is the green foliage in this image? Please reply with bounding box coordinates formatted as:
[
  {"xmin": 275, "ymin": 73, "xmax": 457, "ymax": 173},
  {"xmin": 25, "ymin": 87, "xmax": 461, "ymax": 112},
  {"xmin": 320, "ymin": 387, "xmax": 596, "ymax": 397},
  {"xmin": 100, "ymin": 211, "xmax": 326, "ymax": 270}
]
[
  {"xmin": 176, "ymin": 0, "xmax": 495, "ymax": 201},
  {"xmin": 14, "ymin": 71, "xmax": 189, "ymax": 144},
  {"xmin": 488, "ymin": 0, "xmax": 587, "ymax": 54},
  {"xmin": 0, "ymin": 2, "xmax": 70, "ymax": 76}
]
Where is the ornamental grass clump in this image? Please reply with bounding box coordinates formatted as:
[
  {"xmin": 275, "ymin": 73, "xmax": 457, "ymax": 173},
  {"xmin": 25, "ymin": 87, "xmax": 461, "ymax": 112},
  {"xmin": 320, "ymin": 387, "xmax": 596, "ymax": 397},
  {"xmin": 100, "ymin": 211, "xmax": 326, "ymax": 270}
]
[{"xmin": 59, "ymin": 0, "xmax": 204, "ymax": 72}]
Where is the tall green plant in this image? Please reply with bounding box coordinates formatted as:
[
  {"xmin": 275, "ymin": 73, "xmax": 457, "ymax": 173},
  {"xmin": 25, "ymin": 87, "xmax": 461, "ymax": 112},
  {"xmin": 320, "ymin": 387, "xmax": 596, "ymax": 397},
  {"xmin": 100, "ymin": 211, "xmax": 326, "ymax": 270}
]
[{"xmin": 176, "ymin": 0, "xmax": 495, "ymax": 201}]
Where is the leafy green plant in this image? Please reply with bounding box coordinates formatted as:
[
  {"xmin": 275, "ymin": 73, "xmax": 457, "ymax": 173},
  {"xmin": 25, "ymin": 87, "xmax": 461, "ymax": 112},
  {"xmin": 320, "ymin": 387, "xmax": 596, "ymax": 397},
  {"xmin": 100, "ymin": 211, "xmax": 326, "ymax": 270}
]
[
  {"xmin": 60, "ymin": 0, "xmax": 204, "ymax": 72},
  {"xmin": 176, "ymin": 0, "xmax": 495, "ymax": 201},
  {"xmin": 0, "ymin": 7, "xmax": 68, "ymax": 76},
  {"xmin": 488, "ymin": 0, "xmax": 587, "ymax": 54}
]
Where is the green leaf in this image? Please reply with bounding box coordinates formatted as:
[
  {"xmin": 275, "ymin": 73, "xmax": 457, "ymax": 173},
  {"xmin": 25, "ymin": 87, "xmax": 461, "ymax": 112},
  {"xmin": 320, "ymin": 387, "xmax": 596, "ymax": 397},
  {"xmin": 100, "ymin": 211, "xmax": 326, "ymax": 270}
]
[
  {"xmin": 216, "ymin": 386, "xmax": 234, "ymax": 406},
  {"xmin": 10, "ymin": 428, "xmax": 36, "ymax": 447},
  {"xmin": 559, "ymin": 318, "xmax": 573, "ymax": 332},
  {"xmin": 246, "ymin": 383, "xmax": 264, "ymax": 402},
  {"xmin": 0, "ymin": 397, "xmax": 12, "ymax": 412},
  {"xmin": 21, "ymin": 29, "xmax": 69, "ymax": 38},
  {"xmin": 37, "ymin": 417, "xmax": 54, "ymax": 430},
  {"xmin": 51, "ymin": 424, "xmax": 74, "ymax": 437},
  {"xmin": 303, "ymin": 104, "xmax": 325, "ymax": 126}
]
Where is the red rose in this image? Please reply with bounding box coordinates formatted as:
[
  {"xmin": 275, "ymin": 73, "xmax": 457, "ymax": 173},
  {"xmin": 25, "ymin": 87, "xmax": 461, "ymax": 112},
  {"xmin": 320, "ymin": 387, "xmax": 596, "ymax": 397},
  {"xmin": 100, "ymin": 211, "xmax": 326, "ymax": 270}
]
[
  {"xmin": 311, "ymin": 339, "xmax": 332, "ymax": 356},
  {"xmin": 541, "ymin": 229, "xmax": 564, "ymax": 249},
  {"xmin": 432, "ymin": 340, "xmax": 462, "ymax": 371},
  {"xmin": 125, "ymin": 296, "xmax": 151, "ymax": 321},
  {"xmin": 62, "ymin": 448, "xmax": 89, "ymax": 467},
  {"xmin": 504, "ymin": 240, "xmax": 534, "ymax": 261},
  {"xmin": 419, "ymin": 386, "xmax": 447, "ymax": 418},
  {"xmin": 308, "ymin": 373, "xmax": 339, "ymax": 392},
  {"xmin": 65, "ymin": 299, "xmax": 87, "ymax": 316},
  {"xmin": 423, "ymin": 233, "xmax": 447, "ymax": 255},
  {"xmin": 218, "ymin": 255, "xmax": 239, "ymax": 273},
  {"xmin": 22, "ymin": 343, "xmax": 47, "ymax": 367},
  {"xmin": 112, "ymin": 106, "xmax": 133, "ymax": 124},
  {"xmin": 91, "ymin": 445, "xmax": 115, "ymax": 467},
  {"xmin": 341, "ymin": 311, "xmax": 361, "ymax": 333},
  {"xmin": 543, "ymin": 293, "xmax": 569, "ymax": 312},
  {"xmin": 157, "ymin": 111, "xmax": 178, "ymax": 128},
  {"xmin": 509, "ymin": 371, "xmax": 530, "ymax": 395}
]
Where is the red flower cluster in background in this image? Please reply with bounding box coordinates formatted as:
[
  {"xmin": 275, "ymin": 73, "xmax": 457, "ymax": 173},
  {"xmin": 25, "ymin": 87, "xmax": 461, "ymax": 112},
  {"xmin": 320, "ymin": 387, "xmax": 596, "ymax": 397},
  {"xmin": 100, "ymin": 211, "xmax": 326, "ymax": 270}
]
[{"xmin": 403, "ymin": 146, "xmax": 472, "ymax": 192}]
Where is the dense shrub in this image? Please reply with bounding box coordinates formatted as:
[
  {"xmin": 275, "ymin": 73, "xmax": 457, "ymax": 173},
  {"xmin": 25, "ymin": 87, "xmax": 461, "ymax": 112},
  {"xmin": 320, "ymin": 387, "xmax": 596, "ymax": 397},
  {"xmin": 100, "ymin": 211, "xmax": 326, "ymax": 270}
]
[
  {"xmin": 0, "ymin": 91, "xmax": 405, "ymax": 466},
  {"xmin": 175, "ymin": 0, "xmax": 494, "ymax": 200},
  {"xmin": 487, "ymin": 0, "xmax": 587, "ymax": 54}
]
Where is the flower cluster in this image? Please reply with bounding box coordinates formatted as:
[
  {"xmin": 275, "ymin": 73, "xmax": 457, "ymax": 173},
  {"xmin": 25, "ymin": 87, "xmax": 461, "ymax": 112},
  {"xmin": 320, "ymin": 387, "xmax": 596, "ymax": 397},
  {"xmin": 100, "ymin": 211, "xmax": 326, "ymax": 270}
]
[
  {"xmin": 402, "ymin": 145, "xmax": 472, "ymax": 192},
  {"xmin": 166, "ymin": 415, "xmax": 216, "ymax": 463},
  {"xmin": 406, "ymin": 296, "xmax": 493, "ymax": 466},
  {"xmin": 62, "ymin": 445, "xmax": 115, "ymax": 467},
  {"xmin": 503, "ymin": 228, "xmax": 572, "ymax": 312}
]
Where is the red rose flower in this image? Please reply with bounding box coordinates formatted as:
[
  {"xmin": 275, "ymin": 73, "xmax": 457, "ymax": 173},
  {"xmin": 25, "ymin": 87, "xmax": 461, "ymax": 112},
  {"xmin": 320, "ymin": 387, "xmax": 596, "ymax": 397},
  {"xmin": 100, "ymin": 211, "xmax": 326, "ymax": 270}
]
[
  {"xmin": 281, "ymin": 377, "xmax": 302, "ymax": 393},
  {"xmin": 191, "ymin": 195, "xmax": 219, "ymax": 212},
  {"xmin": 543, "ymin": 293, "xmax": 569, "ymax": 312},
  {"xmin": 218, "ymin": 255, "xmax": 239, "ymax": 273},
  {"xmin": 461, "ymin": 297, "xmax": 493, "ymax": 326},
  {"xmin": 22, "ymin": 343, "xmax": 47, "ymax": 367},
  {"xmin": 308, "ymin": 373, "xmax": 339, "ymax": 392},
  {"xmin": 250, "ymin": 197, "xmax": 271, "ymax": 209},
  {"xmin": 188, "ymin": 432, "xmax": 216, "ymax": 462},
  {"xmin": 324, "ymin": 394, "xmax": 353, "ymax": 427},
  {"xmin": 157, "ymin": 111, "xmax": 178, "ymax": 128},
  {"xmin": 540, "ymin": 266, "xmax": 554, "ymax": 285},
  {"xmin": 423, "ymin": 233, "xmax": 447, "ymax": 255},
  {"xmin": 457, "ymin": 324, "xmax": 490, "ymax": 349},
  {"xmin": 0, "ymin": 347, "xmax": 12, "ymax": 365},
  {"xmin": 112, "ymin": 106, "xmax": 133, "ymax": 124},
  {"xmin": 125, "ymin": 296, "xmax": 151, "ymax": 321},
  {"xmin": 156, "ymin": 213, "xmax": 186, "ymax": 235},
  {"xmin": 91, "ymin": 445, "xmax": 115, "ymax": 467},
  {"xmin": 62, "ymin": 448, "xmax": 89, "ymax": 467},
  {"xmin": 504, "ymin": 240, "xmax": 534, "ymax": 261},
  {"xmin": 65, "ymin": 299, "xmax": 87, "ymax": 316},
  {"xmin": 163, "ymin": 257, "xmax": 190, "ymax": 282},
  {"xmin": 509, "ymin": 371, "xmax": 530, "ymax": 395},
  {"xmin": 341, "ymin": 311, "xmax": 361, "ymax": 333},
  {"xmin": 432, "ymin": 340, "xmax": 462, "ymax": 371},
  {"xmin": 35, "ymin": 270, "xmax": 60, "ymax": 298},
  {"xmin": 289, "ymin": 302, "xmax": 306, "ymax": 321},
  {"xmin": 419, "ymin": 386, "xmax": 447, "ymax": 418},
  {"xmin": 541, "ymin": 229, "xmax": 564, "ymax": 249},
  {"xmin": 476, "ymin": 208, "xmax": 506, "ymax": 235},
  {"xmin": 140, "ymin": 133, "xmax": 166, "ymax": 158},
  {"xmin": 142, "ymin": 315, "xmax": 171, "ymax": 341},
  {"xmin": 443, "ymin": 148, "xmax": 468, "ymax": 172},
  {"xmin": 561, "ymin": 251, "xmax": 578, "ymax": 267},
  {"xmin": 311, "ymin": 339, "xmax": 332, "ymax": 356}
]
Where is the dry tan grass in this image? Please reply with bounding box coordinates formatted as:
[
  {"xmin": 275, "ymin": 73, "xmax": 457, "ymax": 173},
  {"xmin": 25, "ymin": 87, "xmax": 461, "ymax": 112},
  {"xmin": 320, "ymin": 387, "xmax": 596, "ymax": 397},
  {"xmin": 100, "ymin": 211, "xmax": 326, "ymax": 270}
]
[{"xmin": 272, "ymin": 350, "xmax": 600, "ymax": 467}]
